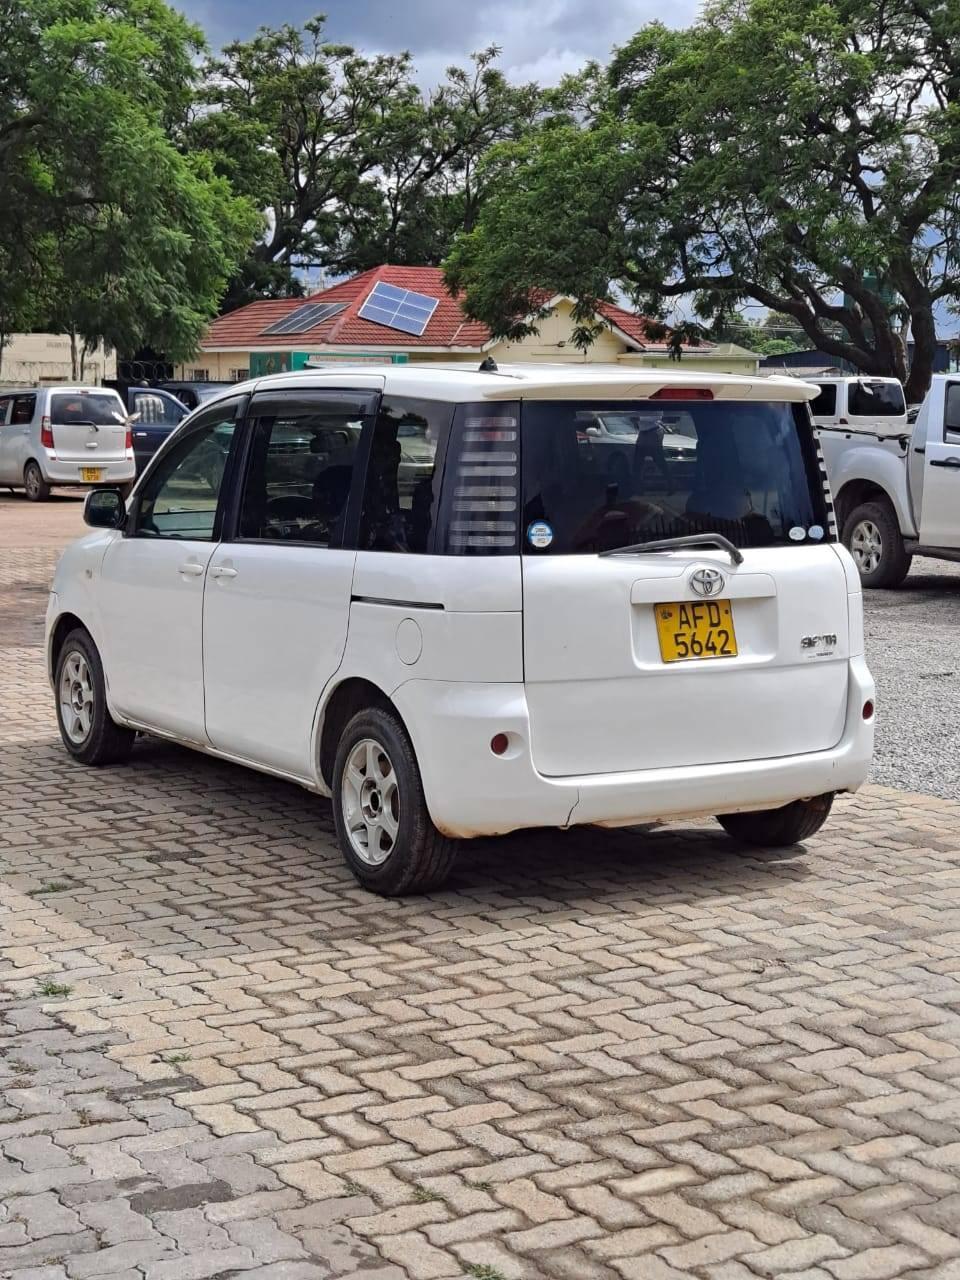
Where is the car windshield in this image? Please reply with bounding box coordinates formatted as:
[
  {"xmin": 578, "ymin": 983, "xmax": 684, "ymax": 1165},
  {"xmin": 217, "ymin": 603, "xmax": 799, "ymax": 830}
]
[
  {"xmin": 848, "ymin": 380, "xmax": 905, "ymax": 417},
  {"xmin": 520, "ymin": 398, "xmax": 829, "ymax": 555},
  {"xmin": 50, "ymin": 392, "xmax": 125, "ymax": 425}
]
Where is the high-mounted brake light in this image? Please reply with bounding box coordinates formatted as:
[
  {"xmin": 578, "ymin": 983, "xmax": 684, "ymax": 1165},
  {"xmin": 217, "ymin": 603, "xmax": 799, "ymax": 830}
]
[
  {"xmin": 40, "ymin": 416, "xmax": 54, "ymax": 449},
  {"xmin": 650, "ymin": 388, "xmax": 714, "ymax": 401}
]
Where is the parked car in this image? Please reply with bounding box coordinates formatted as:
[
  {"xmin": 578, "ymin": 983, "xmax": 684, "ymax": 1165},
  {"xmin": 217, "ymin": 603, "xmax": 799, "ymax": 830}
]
[
  {"xmin": 117, "ymin": 386, "xmax": 190, "ymax": 473},
  {"xmin": 156, "ymin": 381, "xmax": 235, "ymax": 411},
  {"xmin": 0, "ymin": 386, "xmax": 135, "ymax": 500},
  {"xmin": 576, "ymin": 408, "xmax": 698, "ymax": 487},
  {"xmin": 819, "ymin": 373, "xmax": 960, "ymax": 587},
  {"xmin": 46, "ymin": 365, "xmax": 874, "ymax": 895},
  {"xmin": 809, "ymin": 375, "xmax": 908, "ymax": 438}
]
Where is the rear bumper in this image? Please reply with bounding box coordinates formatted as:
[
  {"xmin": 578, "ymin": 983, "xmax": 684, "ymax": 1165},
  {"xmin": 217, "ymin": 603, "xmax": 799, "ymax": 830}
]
[
  {"xmin": 393, "ymin": 657, "xmax": 875, "ymax": 839},
  {"xmin": 40, "ymin": 456, "xmax": 135, "ymax": 485}
]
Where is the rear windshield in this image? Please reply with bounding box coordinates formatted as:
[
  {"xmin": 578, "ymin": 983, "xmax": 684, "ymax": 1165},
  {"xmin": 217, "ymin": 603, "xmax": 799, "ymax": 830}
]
[
  {"xmin": 519, "ymin": 398, "xmax": 830, "ymax": 555},
  {"xmin": 848, "ymin": 380, "xmax": 905, "ymax": 417},
  {"xmin": 50, "ymin": 392, "xmax": 126, "ymax": 425}
]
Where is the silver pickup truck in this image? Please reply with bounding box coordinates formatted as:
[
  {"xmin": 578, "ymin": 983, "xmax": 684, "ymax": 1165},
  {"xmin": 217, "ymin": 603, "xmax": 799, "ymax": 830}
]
[{"xmin": 819, "ymin": 373, "xmax": 960, "ymax": 587}]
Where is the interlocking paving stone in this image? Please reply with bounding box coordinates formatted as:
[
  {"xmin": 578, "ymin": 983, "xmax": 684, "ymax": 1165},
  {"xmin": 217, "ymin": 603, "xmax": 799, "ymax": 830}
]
[{"xmin": 3, "ymin": 500, "xmax": 960, "ymax": 1279}]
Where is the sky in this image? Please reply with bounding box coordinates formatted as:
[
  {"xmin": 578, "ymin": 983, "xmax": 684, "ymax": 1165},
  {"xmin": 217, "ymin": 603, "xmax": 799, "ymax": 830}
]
[{"xmin": 178, "ymin": 0, "xmax": 702, "ymax": 84}]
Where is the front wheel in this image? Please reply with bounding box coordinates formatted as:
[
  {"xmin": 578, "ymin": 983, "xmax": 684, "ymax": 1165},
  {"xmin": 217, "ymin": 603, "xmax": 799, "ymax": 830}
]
[
  {"xmin": 332, "ymin": 706, "xmax": 457, "ymax": 896},
  {"xmin": 24, "ymin": 461, "xmax": 51, "ymax": 502},
  {"xmin": 717, "ymin": 793, "xmax": 834, "ymax": 847},
  {"xmin": 55, "ymin": 628, "xmax": 135, "ymax": 765},
  {"xmin": 842, "ymin": 499, "xmax": 911, "ymax": 588}
]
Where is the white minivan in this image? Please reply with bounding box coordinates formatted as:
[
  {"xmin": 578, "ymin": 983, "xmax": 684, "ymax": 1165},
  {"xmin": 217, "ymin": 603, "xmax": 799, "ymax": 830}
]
[{"xmin": 46, "ymin": 365, "xmax": 875, "ymax": 895}]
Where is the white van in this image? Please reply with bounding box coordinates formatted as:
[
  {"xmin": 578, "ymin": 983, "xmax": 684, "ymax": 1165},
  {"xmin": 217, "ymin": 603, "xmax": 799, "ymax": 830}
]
[
  {"xmin": 0, "ymin": 386, "xmax": 135, "ymax": 499},
  {"xmin": 46, "ymin": 365, "xmax": 875, "ymax": 895}
]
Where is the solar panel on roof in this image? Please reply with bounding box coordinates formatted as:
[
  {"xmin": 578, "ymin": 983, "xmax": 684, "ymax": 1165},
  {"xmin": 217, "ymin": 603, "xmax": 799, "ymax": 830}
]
[
  {"xmin": 357, "ymin": 282, "xmax": 439, "ymax": 338},
  {"xmin": 260, "ymin": 302, "xmax": 346, "ymax": 337}
]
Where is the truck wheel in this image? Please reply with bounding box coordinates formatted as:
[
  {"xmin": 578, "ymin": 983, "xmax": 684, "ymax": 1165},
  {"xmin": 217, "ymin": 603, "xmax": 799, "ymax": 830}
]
[
  {"xmin": 717, "ymin": 793, "xmax": 834, "ymax": 847},
  {"xmin": 842, "ymin": 499, "xmax": 912, "ymax": 588},
  {"xmin": 332, "ymin": 706, "xmax": 458, "ymax": 896},
  {"xmin": 24, "ymin": 461, "xmax": 51, "ymax": 502}
]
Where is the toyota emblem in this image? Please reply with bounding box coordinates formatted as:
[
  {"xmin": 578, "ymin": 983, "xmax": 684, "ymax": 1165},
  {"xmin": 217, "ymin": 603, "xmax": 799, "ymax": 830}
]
[{"xmin": 690, "ymin": 567, "xmax": 725, "ymax": 598}]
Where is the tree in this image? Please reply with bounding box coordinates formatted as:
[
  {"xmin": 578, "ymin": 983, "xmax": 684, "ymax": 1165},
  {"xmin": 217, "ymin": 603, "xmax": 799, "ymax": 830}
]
[
  {"xmin": 191, "ymin": 19, "xmax": 545, "ymax": 307},
  {"xmin": 446, "ymin": 0, "xmax": 960, "ymax": 401},
  {"xmin": 0, "ymin": 0, "xmax": 259, "ymax": 362}
]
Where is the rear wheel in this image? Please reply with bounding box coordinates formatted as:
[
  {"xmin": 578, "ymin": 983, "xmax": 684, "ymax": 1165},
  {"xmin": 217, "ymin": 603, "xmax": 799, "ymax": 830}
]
[
  {"xmin": 54, "ymin": 628, "xmax": 134, "ymax": 766},
  {"xmin": 717, "ymin": 793, "xmax": 834, "ymax": 847},
  {"xmin": 842, "ymin": 498, "xmax": 911, "ymax": 588},
  {"xmin": 332, "ymin": 706, "xmax": 457, "ymax": 896},
  {"xmin": 24, "ymin": 461, "xmax": 51, "ymax": 502}
]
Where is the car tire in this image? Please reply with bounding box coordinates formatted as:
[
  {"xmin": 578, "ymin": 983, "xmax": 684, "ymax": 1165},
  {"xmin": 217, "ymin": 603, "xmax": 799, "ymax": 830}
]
[
  {"xmin": 717, "ymin": 793, "xmax": 834, "ymax": 847},
  {"xmin": 842, "ymin": 499, "xmax": 911, "ymax": 588},
  {"xmin": 54, "ymin": 628, "xmax": 135, "ymax": 766},
  {"xmin": 24, "ymin": 461, "xmax": 51, "ymax": 502},
  {"xmin": 332, "ymin": 706, "xmax": 457, "ymax": 896}
]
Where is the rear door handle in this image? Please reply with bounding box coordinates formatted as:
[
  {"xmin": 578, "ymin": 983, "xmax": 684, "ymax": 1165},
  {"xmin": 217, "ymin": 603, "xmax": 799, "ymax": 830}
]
[
  {"xmin": 209, "ymin": 566, "xmax": 237, "ymax": 580},
  {"xmin": 178, "ymin": 562, "xmax": 204, "ymax": 577},
  {"xmin": 930, "ymin": 458, "xmax": 960, "ymax": 469}
]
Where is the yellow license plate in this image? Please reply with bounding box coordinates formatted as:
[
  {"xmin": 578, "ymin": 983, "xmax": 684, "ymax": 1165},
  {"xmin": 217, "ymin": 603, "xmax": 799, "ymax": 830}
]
[
  {"xmin": 656, "ymin": 599, "xmax": 738, "ymax": 662},
  {"xmin": 80, "ymin": 467, "xmax": 102, "ymax": 482}
]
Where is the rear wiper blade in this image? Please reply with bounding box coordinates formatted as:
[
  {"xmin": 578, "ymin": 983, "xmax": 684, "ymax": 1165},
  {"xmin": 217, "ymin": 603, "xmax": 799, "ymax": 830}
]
[{"xmin": 599, "ymin": 533, "xmax": 744, "ymax": 565}]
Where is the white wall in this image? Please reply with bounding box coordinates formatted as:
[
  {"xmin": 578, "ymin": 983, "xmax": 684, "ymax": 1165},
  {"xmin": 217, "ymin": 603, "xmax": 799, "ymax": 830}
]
[{"xmin": 0, "ymin": 334, "xmax": 117, "ymax": 387}]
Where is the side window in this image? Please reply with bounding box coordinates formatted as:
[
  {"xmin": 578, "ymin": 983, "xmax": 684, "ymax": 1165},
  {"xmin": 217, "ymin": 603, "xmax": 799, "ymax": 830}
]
[
  {"xmin": 810, "ymin": 384, "xmax": 837, "ymax": 416},
  {"xmin": 944, "ymin": 384, "xmax": 960, "ymax": 442},
  {"xmin": 0, "ymin": 398, "xmax": 10, "ymax": 425},
  {"xmin": 436, "ymin": 402, "xmax": 520, "ymax": 555},
  {"xmin": 359, "ymin": 397, "xmax": 451, "ymax": 554},
  {"xmin": 237, "ymin": 393, "xmax": 372, "ymax": 545},
  {"xmin": 11, "ymin": 395, "xmax": 36, "ymax": 425},
  {"xmin": 136, "ymin": 402, "xmax": 241, "ymax": 540}
]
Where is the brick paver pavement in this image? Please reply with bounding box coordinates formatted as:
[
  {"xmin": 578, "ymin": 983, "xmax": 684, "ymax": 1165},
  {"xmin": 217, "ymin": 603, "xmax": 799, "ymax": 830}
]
[{"xmin": 3, "ymin": 494, "xmax": 960, "ymax": 1280}]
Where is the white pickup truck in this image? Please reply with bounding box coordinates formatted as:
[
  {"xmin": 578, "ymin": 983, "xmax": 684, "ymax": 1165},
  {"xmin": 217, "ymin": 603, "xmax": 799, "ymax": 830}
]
[{"xmin": 818, "ymin": 374, "xmax": 960, "ymax": 587}]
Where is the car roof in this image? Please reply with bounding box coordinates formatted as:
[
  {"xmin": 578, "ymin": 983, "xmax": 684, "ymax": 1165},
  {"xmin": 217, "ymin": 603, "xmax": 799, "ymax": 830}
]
[
  {"xmin": 233, "ymin": 362, "xmax": 821, "ymax": 404},
  {"xmin": 0, "ymin": 385, "xmax": 124, "ymax": 396}
]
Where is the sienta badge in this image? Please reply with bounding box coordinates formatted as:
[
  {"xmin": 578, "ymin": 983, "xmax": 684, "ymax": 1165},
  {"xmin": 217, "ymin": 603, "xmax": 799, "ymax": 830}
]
[{"xmin": 527, "ymin": 521, "xmax": 554, "ymax": 549}]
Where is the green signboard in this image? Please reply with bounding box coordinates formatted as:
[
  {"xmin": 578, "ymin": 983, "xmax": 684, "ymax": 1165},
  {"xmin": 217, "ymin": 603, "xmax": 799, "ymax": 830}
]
[{"xmin": 250, "ymin": 350, "xmax": 410, "ymax": 377}]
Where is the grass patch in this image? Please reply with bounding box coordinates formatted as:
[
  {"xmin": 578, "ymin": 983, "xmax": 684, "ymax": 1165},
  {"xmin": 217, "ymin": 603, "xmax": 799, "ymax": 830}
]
[
  {"xmin": 342, "ymin": 1180, "xmax": 365, "ymax": 1196},
  {"xmin": 464, "ymin": 1266, "xmax": 507, "ymax": 1280},
  {"xmin": 413, "ymin": 1186, "xmax": 445, "ymax": 1204},
  {"xmin": 29, "ymin": 882, "xmax": 71, "ymax": 896},
  {"xmin": 164, "ymin": 1052, "xmax": 191, "ymax": 1065},
  {"xmin": 37, "ymin": 979, "xmax": 72, "ymax": 998}
]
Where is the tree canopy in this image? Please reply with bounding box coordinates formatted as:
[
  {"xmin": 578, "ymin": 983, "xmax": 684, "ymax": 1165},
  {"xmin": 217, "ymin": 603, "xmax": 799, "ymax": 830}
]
[
  {"xmin": 191, "ymin": 21, "xmax": 545, "ymax": 309},
  {"xmin": 445, "ymin": 0, "xmax": 960, "ymax": 400},
  {"xmin": 0, "ymin": 0, "xmax": 259, "ymax": 364}
]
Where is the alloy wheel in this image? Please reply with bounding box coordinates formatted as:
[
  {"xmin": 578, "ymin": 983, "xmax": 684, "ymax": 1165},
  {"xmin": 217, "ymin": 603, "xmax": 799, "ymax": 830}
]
[
  {"xmin": 849, "ymin": 518, "xmax": 882, "ymax": 575},
  {"xmin": 341, "ymin": 737, "xmax": 400, "ymax": 866},
  {"xmin": 59, "ymin": 650, "xmax": 95, "ymax": 744},
  {"xmin": 25, "ymin": 465, "xmax": 41, "ymax": 499}
]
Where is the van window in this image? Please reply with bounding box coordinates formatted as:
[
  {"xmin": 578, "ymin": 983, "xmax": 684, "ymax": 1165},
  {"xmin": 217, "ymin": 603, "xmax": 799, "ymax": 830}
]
[
  {"xmin": 436, "ymin": 402, "xmax": 520, "ymax": 555},
  {"xmin": 238, "ymin": 397, "xmax": 368, "ymax": 546},
  {"xmin": 810, "ymin": 384, "xmax": 837, "ymax": 416},
  {"xmin": 520, "ymin": 399, "xmax": 829, "ymax": 555},
  {"xmin": 137, "ymin": 403, "xmax": 240, "ymax": 540},
  {"xmin": 848, "ymin": 380, "xmax": 905, "ymax": 417},
  {"xmin": 359, "ymin": 397, "xmax": 452, "ymax": 553},
  {"xmin": 50, "ymin": 392, "xmax": 125, "ymax": 425}
]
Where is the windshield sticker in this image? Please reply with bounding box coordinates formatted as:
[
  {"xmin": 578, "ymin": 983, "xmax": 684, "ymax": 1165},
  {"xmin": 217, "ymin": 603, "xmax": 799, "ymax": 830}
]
[
  {"xmin": 808, "ymin": 525, "xmax": 825, "ymax": 540},
  {"xmin": 788, "ymin": 526, "xmax": 806, "ymax": 541},
  {"xmin": 527, "ymin": 521, "xmax": 554, "ymax": 549}
]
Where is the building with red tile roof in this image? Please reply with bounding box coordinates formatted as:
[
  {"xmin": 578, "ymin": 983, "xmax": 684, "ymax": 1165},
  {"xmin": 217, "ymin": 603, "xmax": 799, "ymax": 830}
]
[{"xmin": 177, "ymin": 265, "xmax": 759, "ymax": 382}]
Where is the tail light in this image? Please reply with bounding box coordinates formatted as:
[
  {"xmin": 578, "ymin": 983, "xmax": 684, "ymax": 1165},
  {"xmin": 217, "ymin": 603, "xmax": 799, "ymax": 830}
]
[
  {"xmin": 125, "ymin": 424, "xmax": 133, "ymax": 452},
  {"xmin": 650, "ymin": 388, "xmax": 714, "ymax": 401},
  {"xmin": 40, "ymin": 416, "xmax": 54, "ymax": 449}
]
